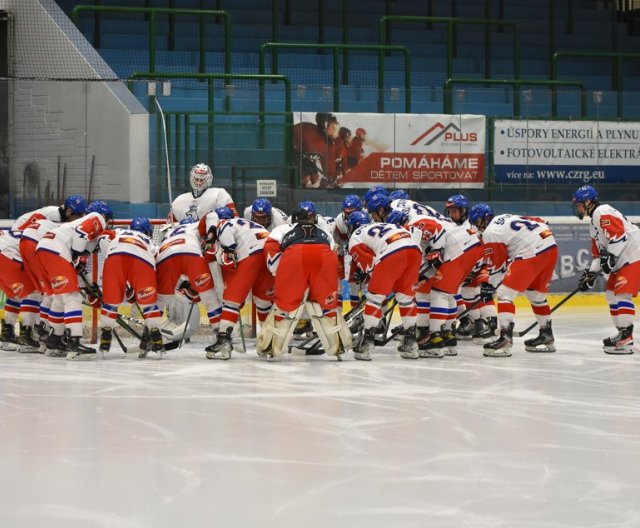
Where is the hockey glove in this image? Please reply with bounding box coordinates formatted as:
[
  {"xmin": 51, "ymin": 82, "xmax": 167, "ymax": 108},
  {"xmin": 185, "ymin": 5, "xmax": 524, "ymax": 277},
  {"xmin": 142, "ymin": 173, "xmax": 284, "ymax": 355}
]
[
  {"xmin": 125, "ymin": 284, "xmax": 136, "ymax": 304},
  {"xmin": 220, "ymin": 250, "xmax": 238, "ymax": 269},
  {"xmin": 425, "ymin": 249, "xmax": 444, "ymax": 270},
  {"xmin": 353, "ymin": 269, "xmax": 370, "ymax": 285},
  {"xmin": 178, "ymin": 280, "xmax": 201, "ymax": 303},
  {"xmin": 599, "ymin": 250, "xmax": 617, "ymax": 274},
  {"xmin": 578, "ymin": 270, "xmax": 599, "ymax": 291},
  {"xmin": 479, "ymin": 282, "xmax": 495, "ymax": 303},
  {"xmin": 86, "ymin": 293, "xmax": 101, "ymax": 308},
  {"xmin": 72, "ymin": 251, "xmax": 88, "ymax": 274}
]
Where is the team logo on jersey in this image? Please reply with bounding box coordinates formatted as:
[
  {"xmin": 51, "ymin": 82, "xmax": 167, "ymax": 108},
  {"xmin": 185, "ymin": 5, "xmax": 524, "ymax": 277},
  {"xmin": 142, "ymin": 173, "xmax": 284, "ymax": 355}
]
[
  {"xmin": 43, "ymin": 232, "xmax": 56, "ymax": 239},
  {"xmin": 193, "ymin": 273, "xmax": 212, "ymax": 289},
  {"xmin": 51, "ymin": 275, "xmax": 69, "ymax": 290},
  {"xmin": 159, "ymin": 239, "xmax": 185, "ymax": 253},
  {"xmin": 325, "ymin": 291, "xmax": 337, "ymax": 305},
  {"xmin": 10, "ymin": 282, "xmax": 24, "ymax": 297},
  {"xmin": 137, "ymin": 286, "xmax": 156, "ymax": 300},
  {"xmin": 615, "ymin": 276, "xmax": 628, "ymax": 290},
  {"xmin": 256, "ymin": 231, "xmax": 269, "ymax": 240},
  {"xmin": 384, "ymin": 232, "xmax": 411, "ymax": 244},
  {"xmin": 121, "ymin": 236, "xmax": 148, "ymax": 250}
]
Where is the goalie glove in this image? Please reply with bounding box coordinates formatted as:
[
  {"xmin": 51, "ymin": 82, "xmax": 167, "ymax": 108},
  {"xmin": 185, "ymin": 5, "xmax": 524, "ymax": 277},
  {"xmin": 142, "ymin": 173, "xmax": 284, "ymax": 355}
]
[
  {"xmin": 599, "ymin": 250, "xmax": 617, "ymax": 274},
  {"xmin": 479, "ymin": 282, "xmax": 495, "ymax": 303},
  {"xmin": 177, "ymin": 280, "xmax": 201, "ymax": 303},
  {"xmin": 578, "ymin": 270, "xmax": 599, "ymax": 291}
]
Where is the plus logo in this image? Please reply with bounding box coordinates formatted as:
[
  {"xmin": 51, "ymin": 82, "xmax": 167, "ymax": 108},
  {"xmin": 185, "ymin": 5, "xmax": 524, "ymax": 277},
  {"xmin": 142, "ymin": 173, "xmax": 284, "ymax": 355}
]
[{"xmin": 411, "ymin": 122, "xmax": 477, "ymax": 146}]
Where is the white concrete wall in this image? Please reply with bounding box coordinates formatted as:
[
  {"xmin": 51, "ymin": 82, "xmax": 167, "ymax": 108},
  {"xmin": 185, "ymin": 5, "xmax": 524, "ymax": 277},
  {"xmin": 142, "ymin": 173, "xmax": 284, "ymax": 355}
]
[{"xmin": 1, "ymin": 0, "xmax": 149, "ymax": 205}]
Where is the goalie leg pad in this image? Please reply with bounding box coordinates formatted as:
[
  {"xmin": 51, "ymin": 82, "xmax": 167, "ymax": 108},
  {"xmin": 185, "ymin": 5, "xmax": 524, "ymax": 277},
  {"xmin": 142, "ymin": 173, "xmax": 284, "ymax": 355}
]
[
  {"xmin": 256, "ymin": 305, "xmax": 305, "ymax": 357},
  {"xmin": 306, "ymin": 303, "xmax": 353, "ymax": 356}
]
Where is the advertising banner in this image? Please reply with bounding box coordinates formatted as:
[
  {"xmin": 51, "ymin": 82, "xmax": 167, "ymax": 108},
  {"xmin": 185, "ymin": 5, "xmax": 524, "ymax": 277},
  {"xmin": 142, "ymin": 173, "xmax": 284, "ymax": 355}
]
[
  {"xmin": 293, "ymin": 112, "xmax": 485, "ymax": 189},
  {"xmin": 494, "ymin": 120, "xmax": 640, "ymax": 184}
]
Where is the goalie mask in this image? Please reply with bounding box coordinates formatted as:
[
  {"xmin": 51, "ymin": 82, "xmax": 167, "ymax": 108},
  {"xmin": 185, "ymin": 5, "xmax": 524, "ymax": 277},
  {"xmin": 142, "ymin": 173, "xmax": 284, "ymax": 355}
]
[{"xmin": 190, "ymin": 163, "xmax": 213, "ymax": 198}]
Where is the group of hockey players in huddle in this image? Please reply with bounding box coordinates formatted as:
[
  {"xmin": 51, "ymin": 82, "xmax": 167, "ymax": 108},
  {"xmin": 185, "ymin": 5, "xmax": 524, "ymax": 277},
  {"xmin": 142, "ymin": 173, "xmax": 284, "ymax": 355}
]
[{"xmin": 1, "ymin": 160, "xmax": 639, "ymax": 361}]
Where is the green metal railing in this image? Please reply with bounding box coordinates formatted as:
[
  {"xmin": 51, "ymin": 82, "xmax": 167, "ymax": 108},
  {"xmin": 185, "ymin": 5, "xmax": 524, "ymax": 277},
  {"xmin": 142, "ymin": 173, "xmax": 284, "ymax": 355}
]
[
  {"xmin": 71, "ymin": 6, "xmax": 232, "ymax": 76},
  {"xmin": 379, "ymin": 16, "xmax": 520, "ymax": 83},
  {"xmin": 259, "ymin": 42, "xmax": 411, "ymax": 113},
  {"xmin": 552, "ymin": 51, "xmax": 640, "ymax": 119},
  {"xmin": 128, "ymin": 72, "xmax": 292, "ymax": 195},
  {"xmin": 444, "ymin": 78, "xmax": 587, "ymax": 117}
]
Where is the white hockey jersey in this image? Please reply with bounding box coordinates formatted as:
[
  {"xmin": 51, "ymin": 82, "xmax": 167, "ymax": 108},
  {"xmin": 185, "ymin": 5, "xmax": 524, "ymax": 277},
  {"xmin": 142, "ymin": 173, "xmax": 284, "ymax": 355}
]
[
  {"xmin": 11, "ymin": 205, "xmax": 63, "ymax": 237},
  {"xmin": 0, "ymin": 226, "xmax": 22, "ymax": 261},
  {"xmin": 20, "ymin": 218, "xmax": 59, "ymax": 247},
  {"xmin": 171, "ymin": 187, "xmax": 236, "ymax": 223},
  {"xmin": 408, "ymin": 214, "xmax": 480, "ymax": 263},
  {"xmin": 481, "ymin": 214, "xmax": 556, "ymax": 270},
  {"xmin": 242, "ymin": 205, "xmax": 288, "ymax": 231},
  {"xmin": 156, "ymin": 222, "xmax": 203, "ymax": 264},
  {"xmin": 348, "ymin": 222, "xmax": 419, "ymax": 273},
  {"xmin": 105, "ymin": 229, "xmax": 157, "ymax": 268},
  {"xmin": 390, "ymin": 198, "xmax": 445, "ymax": 221},
  {"xmin": 216, "ymin": 218, "xmax": 270, "ymax": 262},
  {"xmin": 589, "ymin": 204, "xmax": 640, "ymax": 271},
  {"xmin": 36, "ymin": 212, "xmax": 108, "ymax": 262}
]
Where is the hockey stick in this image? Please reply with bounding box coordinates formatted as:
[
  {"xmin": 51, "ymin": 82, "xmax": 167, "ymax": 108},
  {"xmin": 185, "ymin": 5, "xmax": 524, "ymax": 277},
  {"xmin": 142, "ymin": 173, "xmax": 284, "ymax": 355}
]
[
  {"xmin": 111, "ymin": 328, "xmax": 127, "ymax": 353},
  {"xmin": 237, "ymin": 310, "xmax": 247, "ymax": 353},
  {"xmin": 178, "ymin": 301, "xmax": 196, "ymax": 349},
  {"xmin": 513, "ymin": 285, "xmax": 582, "ymax": 338}
]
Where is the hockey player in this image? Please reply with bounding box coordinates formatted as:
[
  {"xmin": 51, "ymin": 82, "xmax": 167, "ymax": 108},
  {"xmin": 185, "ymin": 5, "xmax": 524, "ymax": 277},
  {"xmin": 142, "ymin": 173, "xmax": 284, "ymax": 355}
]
[
  {"xmin": 0, "ymin": 226, "xmax": 37, "ymax": 350},
  {"xmin": 396, "ymin": 207, "xmax": 482, "ymax": 357},
  {"xmin": 258, "ymin": 202, "xmax": 350, "ymax": 358},
  {"xmin": 573, "ymin": 185, "xmax": 640, "ymax": 354},
  {"xmin": 156, "ymin": 218, "xmax": 222, "ymax": 346},
  {"xmin": 170, "ymin": 163, "xmax": 237, "ymax": 223},
  {"xmin": 444, "ymin": 194, "xmax": 497, "ymax": 343},
  {"xmin": 99, "ymin": 217, "xmax": 164, "ymax": 357},
  {"xmin": 389, "ymin": 189, "xmax": 409, "ymax": 201},
  {"xmin": 333, "ymin": 194, "xmax": 363, "ymax": 310},
  {"xmin": 469, "ymin": 204, "xmax": 558, "ymax": 357},
  {"xmin": 347, "ymin": 211, "xmax": 422, "ymax": 361},
  {"xmin": 7, "ymin": 195, "xmax": 88, "ymax": 350},
  {"xmin": 34, "ymin": 200, "xmax": 113, "ymax": 360},
  {"xmin": 204, "ymin": 215, "xmax": 275, "ymax": 359},
  {"xmin": 347, "ymin": 127, "xmax": 366, "ymax": 167},
  {"xmin": 242, "ymin": 198, "xmax": 288, "ymax": 231}
]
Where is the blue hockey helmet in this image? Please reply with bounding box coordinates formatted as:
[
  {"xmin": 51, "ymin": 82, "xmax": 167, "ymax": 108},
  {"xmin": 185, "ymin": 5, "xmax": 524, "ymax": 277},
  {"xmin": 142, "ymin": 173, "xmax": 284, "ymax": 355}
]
[
  {"xmin": 389, "ymin": 189, "xmax": 410, "ymax": 201},
  {"xmin": 572, "ymin": 185, "xmax": 599, "ymax": 219},
  {"xmin": 64, "ymin": 194, "xmax": 87, "ymax": 216},
  {"xmin": 347, "ymin": 211, "xmax": 371, "ymax": 234},
  {"xmin": 87, "ymin": 200, "xmax": 113, "ymax": 223},
  {"xmin": 130, "ymin": 217, "xmax": 152, "ymax": 237},
  {"xmin": 365, "ymin": 192, "xmax": 392, "ymax": 220},
  {"xmin": 215, "ymin": 206, "xmax": 234, "ymax": 220},
  {"xmin": 341, "ymin": 194, "xmax": 362, "ymax": 215},
  {"xmin": 468, "ymin": 203, "xmax": 494, "ymax": 231},
  {"xmin": 386, "ymin": 208, "xmax": 410, "ymax": 227},
  {"xmin": 445, "ymin": 194, "xmax": 469, "ymax": 224},
  {"xmin": 251, "ymin": 198, "xmax": 273, "ymax": 216},
  {"xmin": 363, "ymin": 186, "xmax": 388, "ymax": 204},
  {"xmin": 292, "ymin": 201, "xmax": 317, "ymax": 224}
]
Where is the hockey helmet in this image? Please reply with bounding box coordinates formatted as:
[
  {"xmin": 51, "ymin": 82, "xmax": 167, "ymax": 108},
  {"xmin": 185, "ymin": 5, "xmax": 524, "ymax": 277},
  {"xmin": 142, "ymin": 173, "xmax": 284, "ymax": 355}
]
[
  {"xmin": 389, "ymin": 189, "xmax": 410, "ymax": 201},
  {"xmin": 87, "ymin": 200, "xmax": 113, "ymax": 223},
  {"xmin": 315, "ymin": 112, "xmax": 338, "ymax": 133},
  {"xmin": 468, "ymin": 203, "xmax": 494, "ymax": 232},
  {"xmin": 347, "ymin": 211, "xmax": 371, "ymax": 234},
  {"xmin": 355, "ymin": 127, "xmax": 367, "ymax": 138},
  {"xmin": 341, "ymin": 194, "xmax": 362, "ymax": 217},
  {"xmin": 572, "ymin": 185, "xmax": 599, "ymax": 219},
  {"xmin": 292, "ymin": 201, "xmax": 317, "ymax": 224},
  {"xmin": 215, "ymin": 206, "xmax": 234, "ymax": 220},
  {"xmin": 445, "ymin": 194, "xmax": 469, "ymax": 224},
  {"xmin": 386, "ymin": 208, "xmax": 409, "ymax": 227},
  {"xmin": 339, "ymin": 127, "xmax": 352, "ymax": 140},
  {"xmin": 365, "ymin": 192, "xmax": 392, "ymax": 219},
  {"xmin": 64, "ymin": 194, "xmax": 87, "ymax": 216},
  {"xmin": 363, "ymin": 185, "xmax": 388, "ymax": 204},
  {"xmin": 130, "ymin": 217, "xmax": 153, "ymax": 237},
  {"xmin": 190, "ymin": 163, "xmax": 213, "ymax": 197}
]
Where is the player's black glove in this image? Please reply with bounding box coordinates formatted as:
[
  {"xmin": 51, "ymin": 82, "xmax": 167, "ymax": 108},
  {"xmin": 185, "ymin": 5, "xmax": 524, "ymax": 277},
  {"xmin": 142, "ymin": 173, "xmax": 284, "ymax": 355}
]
[
  {"xmin": 479, "ymin": 282, "xmax": 495, "ymax": 303},
  {"xmin": 353, "ymin": 269, "xmax": 370, "ymax": 285},
  {"xmin": 425, "ymin": 249, "xmax": 444, "ymax": 270},
  {"xmin": 125, "ymin": 284, "xmax": 136, "ymax": 304},
  {"xmin": 599, "ymin": 250, "xmax": 617, "ymax": 274},
  {"xmin": 178, "ymin": 280, "xmax": 201, "ymax": 303},
  {"xmin": 578, "ymin": 270, "xmax": 598, "ymax": 291}
]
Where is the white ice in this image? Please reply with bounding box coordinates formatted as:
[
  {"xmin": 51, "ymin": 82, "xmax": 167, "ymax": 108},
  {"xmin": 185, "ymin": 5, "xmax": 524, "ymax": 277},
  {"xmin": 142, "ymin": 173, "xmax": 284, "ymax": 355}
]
[{"xmin": 1, "ymin": 306, "xmax": 640, "ymax": 528}]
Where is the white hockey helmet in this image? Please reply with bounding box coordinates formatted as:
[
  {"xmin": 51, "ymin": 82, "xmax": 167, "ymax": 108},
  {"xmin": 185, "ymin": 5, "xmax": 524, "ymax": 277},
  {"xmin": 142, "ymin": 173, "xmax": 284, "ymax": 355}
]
[{"xmin": 190, "ymin": 163, "xmax": 213, "ymax": 197}]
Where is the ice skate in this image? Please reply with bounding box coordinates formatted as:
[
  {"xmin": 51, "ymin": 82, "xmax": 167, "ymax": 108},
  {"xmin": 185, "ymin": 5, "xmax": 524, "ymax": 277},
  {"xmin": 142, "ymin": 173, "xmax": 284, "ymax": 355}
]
[
  {"xmin": 483, "ymin": 323, "xmax": 513, "ymax": 357},
  {"xmin": 44, "ymin": 333, "xmax": 67, "ymax": 357},
  {"xmin": 353, "ymin": 328, "xmax": 375, "ymax": 361},
  {"xmin": 0, "ymin": 321, "xmax": 19, "ymax": 351},
  {"xmin": 99, "ymin": 327, "xmax": 112, "ymax": 354},
  {"xmin": 472, "ymin": 316, "xmax": 498, "ymax": 344},
  {"xmin": 66, "ymin": 335, "xmax": 96, "ymax": 361},
  {"xmin": 442, "ymin": 329, "xmax": 458, "ymax": 356},
  {"xmin": 603, "ymin": 325, "xmax": 634, "ymax": 355},
  {"xmin": 16, "ymin": 324, "xmax": 41, "ymax": 353},
  {"xmin": 206, "ymin": 328, "xmax": 233, "ymax": 360},
  {"xmin": 292, "ymin": 319, "xmax": 314, "ymax": 340},
  {"xmin": 524, "ymin": 321, "xmax": 556, "ymax": 353},
  {"xmin": 455, "ymin": 316, "xmax": 475, "ymax": 341},
  {"xmin": 418, "ymin": 331, "xmax": 445, "ymax": 358},
  {"xmin": 397, "ymin": 326, "xmax": 418, "ymax": 359}
]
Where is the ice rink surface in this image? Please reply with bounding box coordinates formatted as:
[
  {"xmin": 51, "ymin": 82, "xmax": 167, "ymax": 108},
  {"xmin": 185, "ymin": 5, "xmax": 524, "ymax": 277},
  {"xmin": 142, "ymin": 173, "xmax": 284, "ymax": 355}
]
[{"xmin": 1, "ymin": 306, "xmax": 640, "ymax": 528}]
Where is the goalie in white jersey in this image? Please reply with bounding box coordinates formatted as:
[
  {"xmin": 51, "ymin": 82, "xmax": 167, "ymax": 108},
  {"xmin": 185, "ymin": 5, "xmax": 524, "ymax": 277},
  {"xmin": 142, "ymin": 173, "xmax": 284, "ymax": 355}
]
[
  {"xmin": 170, "ymin": 163, "xmax": 238, "ymax": 223},
  {"xmin": 469, "ymin": 204, "xmax": 558, "ymax": 358}
]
